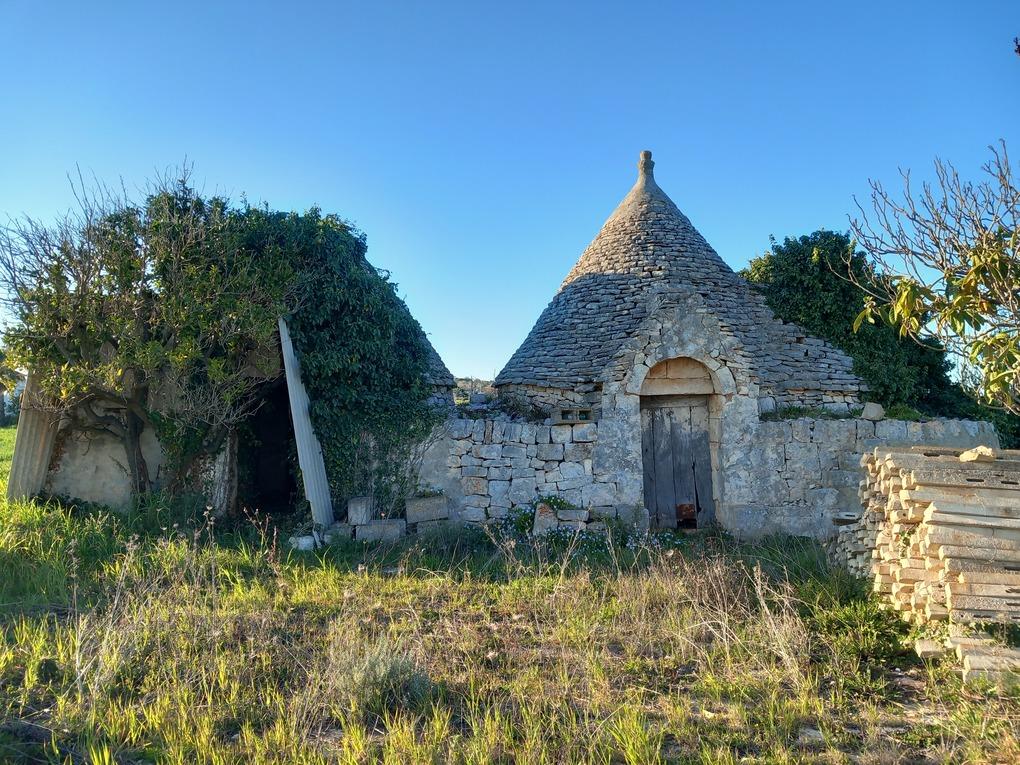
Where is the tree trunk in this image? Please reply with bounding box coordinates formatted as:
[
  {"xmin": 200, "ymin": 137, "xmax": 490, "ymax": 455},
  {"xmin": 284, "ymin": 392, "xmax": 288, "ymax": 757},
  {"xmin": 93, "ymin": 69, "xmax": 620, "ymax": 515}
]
[{"xmin": 123, "ymin": 405, "xmax": 150, "ymax": 496}]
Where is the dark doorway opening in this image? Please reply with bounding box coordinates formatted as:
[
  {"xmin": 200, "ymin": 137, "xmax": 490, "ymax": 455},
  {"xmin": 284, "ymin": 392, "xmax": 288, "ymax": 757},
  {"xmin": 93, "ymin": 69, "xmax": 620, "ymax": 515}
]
[{"xmin": 238, "ymin": 378, "xmax": 298, "ymax": 515}]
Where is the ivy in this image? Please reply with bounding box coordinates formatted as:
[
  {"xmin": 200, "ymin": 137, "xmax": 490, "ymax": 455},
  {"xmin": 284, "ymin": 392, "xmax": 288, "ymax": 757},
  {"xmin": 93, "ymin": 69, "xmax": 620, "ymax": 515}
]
[{"xmin": 271, "ymin": 209, "xmax": 443, "ymax": 515}]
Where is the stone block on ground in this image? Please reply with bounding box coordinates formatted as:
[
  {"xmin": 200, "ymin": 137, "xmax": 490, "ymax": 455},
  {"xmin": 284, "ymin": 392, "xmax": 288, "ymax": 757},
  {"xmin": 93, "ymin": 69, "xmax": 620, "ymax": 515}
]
[
  {"xmin": 323, "ymin": 524, "xmax": 352, "ymax": 544},
  {"xmin": 861, "ymin": 402, "xmax": 885, "ymax": 421},
  {"xmin": 356, "ymin": 519, "xmax": 406, "ymax": 543},
  {"xmin": 405, "ymin": 495, "xmax": 449, "ymax": 524},
  {"xmin": 289, "ymin": 534, "xmax": 317, "ymax": 551},
  {"xmin": 556, "ymin": 505, "xmax": 588, "ymax": 522},
  {"xmin": 532, "ymin": 502, "xmax": 558, "ymax": 536},
  {"xmin": 348, "ymin": 496, "xmax": 374, "ymax": 526}
]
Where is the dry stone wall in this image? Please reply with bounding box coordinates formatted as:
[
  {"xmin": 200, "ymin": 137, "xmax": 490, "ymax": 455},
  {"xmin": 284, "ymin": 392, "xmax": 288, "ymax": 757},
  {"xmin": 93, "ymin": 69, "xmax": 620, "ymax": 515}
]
[
  {"xmin": 435, "ymin": 417, "xmax": 622, "ymax": 527},
  {"xmin": 724, "ymin": 416, "xmax": 1000, "ymax": 540},
  {"xmin": 418, "ymin": 413, "xmax": 999, "ymax": 543}
]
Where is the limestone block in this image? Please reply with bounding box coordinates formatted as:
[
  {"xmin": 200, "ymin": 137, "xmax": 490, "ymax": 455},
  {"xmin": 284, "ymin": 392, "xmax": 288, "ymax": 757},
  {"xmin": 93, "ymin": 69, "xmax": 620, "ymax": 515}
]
[
  {"xmin": 589, "ymin": 506, "xmax": 617, "ymax": 519},
  {"xmin": 501, "ymin": 444, "xmax": 527, "ymax": 460},
  {"xmin": 520, "ymin": 423, "xmax": 537, "ymax": 444},
  {"xmin": 536, "ymin": 443, "xmax": 564, "ymax": 461},
  {"xmin": 489, "ymin": 480, "xmax": 511, "ymax": 504},
  {"xmin": 511, "ymin": 467, "xmax": 535, "ymax": 478},
  {"xmin": 460, "ymin": 506, "xmax": 486, "ymax": 523},
  {"xmin": 509, "ymin": 477, "xmax": 539, "ymax": 505},
  {"xmin": 487, "ymin": 506, "xmax": 509, "ymax": 519},
  {"xmin": 472, "ymin": 444, "xmax": 502, "ymax": 460},
  {"xmin": 462, "ymin": 495, "xmax": 490, "ymax": 508},
  {"xmin": 405, "ymin": 495, "xmax": 449, "ymax": 524},
  {"xmin": 559, "ymin": 461, "xmax": 585, "ymax": 479},
  {"xmin": 416, "ymin": 519, "xmax": 454, "ymax": 535},
  {"xmin": 551, "ymin": 425, "xmax": 573, "ymax": 444},
  {"xmin": 556, "ymin": 478, "xmax": 589, "ymax": 490},
  {"xmin": 488, "ymin": 466, "xmax": 512, "ymax": 480},
  {"xmin": 356, "ymin": 519, "xmax": 406, "ymax": 543},
  {"xmin": 532, "ymin": 502, "xmax": 558, "ymax": 536},
  {"xmin": 535, "ymin": 425, "xmax": 551, "ymax": 444},
  {"xmin": 462, "ymin": 466, "xmax": 487, "ymax": 478},
  {"xmin": 784, "ymin": 441, "xmax": 820, "ymax": 474},
  {"xmin": 582, "ymin": 482, "xmax": 617, "ymax": 507},
  {"xmin": 560, "ymin": 489, "xmax": 582, "ymax": 507},
  {"xmin": 806, "ymin": 487, "xmax": 839, "ymax": 512},
  {"xmin": 855, "ymin": 419, "xmax": 875, "ymax": 440},
  {"xmin": 462, "ymin": 476, "xmax": 488, "ymax": 495},
  {"xmin": 860, "ymin": 402, "xmax": 885, "ymax": 421},
  {"xmin": 813, "ymin": 420, "xmax": 857, "ymax": 451},
  {"xmin": 487, "ymin": 422, "xmax": 503, "ymax": 444},
  {"xmin": 564, "ymin": 442, "xmax": 594, "ymax": 462},
  {"xmin": 289, "ymin": 535, "xmax": 317, "ymax": 551},
  {"xmin": 348, "ymin": 496, "xmax": 374, "ymax": 526},
  {"xmin": 875, "ymin": 419, "xmax": 908, "ymax": 442},
  {"xmin": 556, "ymin": 506, "xmax": 588, "ymax": 522},
  {"xmin": 789, "ymin": 419, "xmax": 813, "ymax": 443},
  {"xmin": 446, "ymin": 419, "xmax": 473, "ymax": 439},
  {"xmin": 572, "ymin": 423, "xmax": 597, "ymax": 442},
  {"xmin": 461, "ymin": 455, "xmax": 481, "ymax": 467}
]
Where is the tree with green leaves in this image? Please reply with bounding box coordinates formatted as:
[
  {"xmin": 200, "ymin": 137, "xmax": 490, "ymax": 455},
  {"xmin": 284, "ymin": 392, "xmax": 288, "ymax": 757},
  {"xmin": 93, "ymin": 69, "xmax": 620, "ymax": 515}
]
[
  {"xmin": 0, "ymin": 170, "xmax": 442, "ymax": 511},
  {"xmin": 0, "ymin": 174, "xmax": 293, "ymax": 494},
  {"xmin": 849, "ymin": 142, "xmax": 1019, "ymax": 415},
  {"xmin": 742, "ymin": 230, "xmax": 956, "ymax": 410}
]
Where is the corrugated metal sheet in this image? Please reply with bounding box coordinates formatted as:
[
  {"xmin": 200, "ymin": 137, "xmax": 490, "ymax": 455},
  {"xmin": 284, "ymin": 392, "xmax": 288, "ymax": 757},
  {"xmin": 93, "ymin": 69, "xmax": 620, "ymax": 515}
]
[{"xmin": 278, "ymin": 318, "xmax": 335, "ymax": 526}]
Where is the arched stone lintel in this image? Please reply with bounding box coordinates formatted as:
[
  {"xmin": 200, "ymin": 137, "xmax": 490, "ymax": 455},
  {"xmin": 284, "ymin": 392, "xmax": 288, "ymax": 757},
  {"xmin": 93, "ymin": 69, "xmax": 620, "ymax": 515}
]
[{"xmin": 626, "ymin": 351, "xmax": 736, "ymax": 397}]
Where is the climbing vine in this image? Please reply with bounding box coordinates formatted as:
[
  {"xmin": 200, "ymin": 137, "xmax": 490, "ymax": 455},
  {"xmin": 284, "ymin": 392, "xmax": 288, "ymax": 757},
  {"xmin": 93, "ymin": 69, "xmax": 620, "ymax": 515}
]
[
  {"xmin": 1, "ymin": 171, "xmax": 445, "ymax": 509},
  {"xmin": 277, "ymin": 209, "xmax": 444, "ymax": 516}
]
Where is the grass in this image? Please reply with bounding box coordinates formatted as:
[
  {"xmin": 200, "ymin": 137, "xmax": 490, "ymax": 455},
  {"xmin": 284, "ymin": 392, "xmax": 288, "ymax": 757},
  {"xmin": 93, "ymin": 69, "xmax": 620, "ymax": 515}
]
[{"xmin": 0, "ymin": 425, "xmax": 1017, "ymax": 763}]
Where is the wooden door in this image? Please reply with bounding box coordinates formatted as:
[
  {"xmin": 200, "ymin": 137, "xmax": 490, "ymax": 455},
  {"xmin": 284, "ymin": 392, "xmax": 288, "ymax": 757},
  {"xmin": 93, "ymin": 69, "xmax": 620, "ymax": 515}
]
[{"xmin": 640, "ymin": 396, "xmax": 716, "ymax": 528}]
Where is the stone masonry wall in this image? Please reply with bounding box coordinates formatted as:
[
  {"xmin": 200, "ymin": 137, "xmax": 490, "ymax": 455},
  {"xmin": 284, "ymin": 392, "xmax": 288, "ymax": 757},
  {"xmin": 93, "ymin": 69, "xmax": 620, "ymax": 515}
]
[
  {"xmin": 437, "ymin": 417, "xmax": 620, "ymax": 524},
  {"xmin": 726, "ymin": 416, "xmax": 1000, "ymax": 540},
  {"xmin": 418, "ymin": 412, "xmax": 1000, "ymax": 543}
]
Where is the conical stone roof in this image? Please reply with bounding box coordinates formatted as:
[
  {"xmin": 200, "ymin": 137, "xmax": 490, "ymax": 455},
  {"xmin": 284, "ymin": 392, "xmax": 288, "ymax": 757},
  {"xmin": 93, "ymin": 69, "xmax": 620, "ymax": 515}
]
[{"xmin": 494, "ymin": 151, "xmax": 860, "ymax": 399}]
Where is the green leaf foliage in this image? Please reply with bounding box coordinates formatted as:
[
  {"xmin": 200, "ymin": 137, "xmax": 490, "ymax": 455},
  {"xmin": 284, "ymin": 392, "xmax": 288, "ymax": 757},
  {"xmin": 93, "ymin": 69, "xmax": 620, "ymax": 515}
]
[
  {"xmin": 742, "ymin": 230, "xmax": 1020, "ymax": 446},
  {"xmin": 277, "ymin": 210, "xmax": 442, "ymax": 512},
  {"xmin": 3, "ymin": 177, "xmax": 443, "ymax": 505},
  {"xmin": 742, "ymin": 230, "xmax": 957, "ymax": 411}
]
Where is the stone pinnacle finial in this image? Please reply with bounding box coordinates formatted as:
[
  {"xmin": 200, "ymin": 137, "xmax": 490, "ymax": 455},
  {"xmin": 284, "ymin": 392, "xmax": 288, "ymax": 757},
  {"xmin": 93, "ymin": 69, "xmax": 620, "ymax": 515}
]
[{"xmin": 638, "ymin": 150, "xmax": 654, "ymax": 178}]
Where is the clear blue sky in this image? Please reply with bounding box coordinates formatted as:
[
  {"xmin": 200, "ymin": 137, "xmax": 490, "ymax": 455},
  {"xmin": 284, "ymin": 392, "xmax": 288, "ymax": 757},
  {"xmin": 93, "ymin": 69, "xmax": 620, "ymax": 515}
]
[{"xmin": 2, "ymin": 1, "xmax": 1018, "ymax": 378}]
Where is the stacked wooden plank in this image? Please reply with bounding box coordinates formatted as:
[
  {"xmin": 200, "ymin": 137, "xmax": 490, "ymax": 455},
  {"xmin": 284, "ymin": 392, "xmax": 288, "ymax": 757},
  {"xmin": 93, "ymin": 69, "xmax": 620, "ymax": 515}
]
[{"xmin": 834, "ymin": 444, "xmax": 1020, "ymax": 686}]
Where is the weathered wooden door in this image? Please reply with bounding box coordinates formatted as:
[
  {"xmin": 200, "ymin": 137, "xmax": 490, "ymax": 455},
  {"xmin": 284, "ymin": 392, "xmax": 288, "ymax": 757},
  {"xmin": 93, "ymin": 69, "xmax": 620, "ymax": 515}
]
[{"xmin": 640, "ymin": 395, "xmax": 715, "ymax": 528}]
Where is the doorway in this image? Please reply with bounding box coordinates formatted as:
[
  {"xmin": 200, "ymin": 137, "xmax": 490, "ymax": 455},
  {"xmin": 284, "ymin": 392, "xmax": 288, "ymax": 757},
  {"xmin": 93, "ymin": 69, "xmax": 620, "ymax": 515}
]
[
  {"xmin": 238, "ymin": 378, "xmax": 299, "ymax": 515},
  {"xmin": 640, "ymin": 394, "xmax": 715, "ymax": 529}
]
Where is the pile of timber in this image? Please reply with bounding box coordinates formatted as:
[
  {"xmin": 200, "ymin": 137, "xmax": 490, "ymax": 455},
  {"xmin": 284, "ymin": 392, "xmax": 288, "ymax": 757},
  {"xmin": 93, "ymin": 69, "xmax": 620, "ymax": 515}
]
[{"xmin": 833, "ymin": 444, "xmax": 1020, "ymax": 685}]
